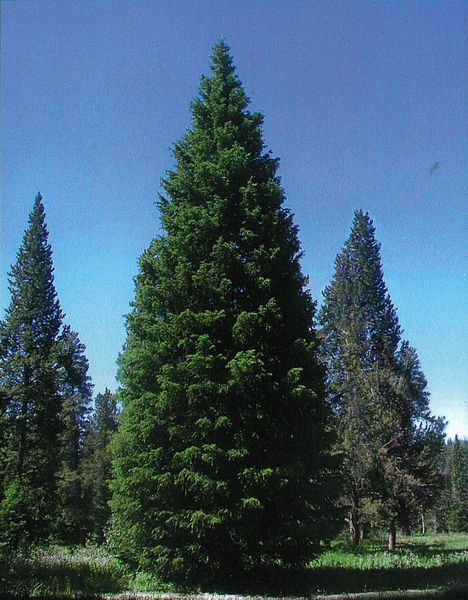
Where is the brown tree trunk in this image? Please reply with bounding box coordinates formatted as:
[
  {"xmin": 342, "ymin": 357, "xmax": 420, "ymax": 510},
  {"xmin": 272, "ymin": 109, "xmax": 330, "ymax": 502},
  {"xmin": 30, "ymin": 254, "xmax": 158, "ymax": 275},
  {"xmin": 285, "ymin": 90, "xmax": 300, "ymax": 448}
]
[
  {"xmin": 359, "ymin": 521, "xmax": 366, "ymax": 542},
  {"xmin": 349, "ymin": 510, "xmax": 358, "ymax": 545},
  {"xmin": 388, "ymin": 523, "xmax": 396, "ymax": 551}
]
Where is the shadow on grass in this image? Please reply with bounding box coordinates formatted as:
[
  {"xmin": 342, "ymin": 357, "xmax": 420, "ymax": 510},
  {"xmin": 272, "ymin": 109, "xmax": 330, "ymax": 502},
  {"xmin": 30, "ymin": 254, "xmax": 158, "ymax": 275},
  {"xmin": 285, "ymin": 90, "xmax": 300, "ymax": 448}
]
[
  {"xmin": 307, "ymin": 562, "xmax": 468, "ymax": 595},
  {"xmin": 0, "ymin": 554, "xmax": 126, "ymax": 598},
  {"xmin": 1, "ymin": 553, "xmax": 467, "ymax": 598},
  {"xmin": 205, "ymin": 561, "xmax": 468, "ymax": 596}
]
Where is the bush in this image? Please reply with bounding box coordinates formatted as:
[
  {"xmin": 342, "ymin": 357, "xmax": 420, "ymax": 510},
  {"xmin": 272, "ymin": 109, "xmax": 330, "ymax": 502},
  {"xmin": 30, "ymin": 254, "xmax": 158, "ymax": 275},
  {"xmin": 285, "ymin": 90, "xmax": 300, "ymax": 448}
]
[{"xmin": 0, "ymin": 477, "xmax": 28, "ymax": 555}]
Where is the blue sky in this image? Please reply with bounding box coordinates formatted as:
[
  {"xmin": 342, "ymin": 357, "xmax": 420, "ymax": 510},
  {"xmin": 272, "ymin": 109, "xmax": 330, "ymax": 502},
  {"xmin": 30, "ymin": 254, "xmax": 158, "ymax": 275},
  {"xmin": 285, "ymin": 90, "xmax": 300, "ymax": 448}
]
[{"xmin": 1, "ymin": 0, "xmax": 467, "ymax": 438}]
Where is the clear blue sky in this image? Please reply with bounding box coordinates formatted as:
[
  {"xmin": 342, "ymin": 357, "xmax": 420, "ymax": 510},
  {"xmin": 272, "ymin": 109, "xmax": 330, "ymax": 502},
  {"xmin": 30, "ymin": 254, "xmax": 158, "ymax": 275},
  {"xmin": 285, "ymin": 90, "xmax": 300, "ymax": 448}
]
[{"xmin": 1, "ymin": 0, "xmax": 467, "ymax": 439}]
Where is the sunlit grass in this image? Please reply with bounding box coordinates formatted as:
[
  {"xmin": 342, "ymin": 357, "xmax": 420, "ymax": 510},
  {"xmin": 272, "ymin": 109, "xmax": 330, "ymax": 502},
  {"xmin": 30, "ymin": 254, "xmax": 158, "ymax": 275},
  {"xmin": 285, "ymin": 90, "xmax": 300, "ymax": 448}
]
[
  {"xmin": 307, "ymin": 533, "xmax": 468, "ymax": 596},
  {"xmin": 314, "ymin": 533, "xmax": 468, "ymax": 569},
  {"xmin": 1, "ymin": 533, "xmax": 467, "ymax": 597}
]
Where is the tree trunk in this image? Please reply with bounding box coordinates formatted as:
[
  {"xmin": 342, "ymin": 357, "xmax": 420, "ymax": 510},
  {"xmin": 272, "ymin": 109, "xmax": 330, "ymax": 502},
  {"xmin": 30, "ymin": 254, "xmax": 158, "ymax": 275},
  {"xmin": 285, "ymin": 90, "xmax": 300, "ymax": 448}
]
[
  {"xmin": 349, "ymin": 510, "xmax": 358, "ymax": 545},
  {"xmin": 421, "ymin": 511, "xmax": 426, "ymax": 535},
  {"xmin": 388, "ymin": 523, "xmax": 396, "ymax": 551},
  {"xmin": 359, "ymin": 521, "xmax": 366, "ymax": 542}
]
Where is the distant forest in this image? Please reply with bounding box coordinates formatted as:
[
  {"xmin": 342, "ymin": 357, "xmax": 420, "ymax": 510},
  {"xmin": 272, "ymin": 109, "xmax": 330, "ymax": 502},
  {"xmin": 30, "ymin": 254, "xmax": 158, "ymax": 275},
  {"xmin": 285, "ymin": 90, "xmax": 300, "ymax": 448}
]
[{"xmin": 1, "ymin": 41, "xmax": 466, "ymax": 589}]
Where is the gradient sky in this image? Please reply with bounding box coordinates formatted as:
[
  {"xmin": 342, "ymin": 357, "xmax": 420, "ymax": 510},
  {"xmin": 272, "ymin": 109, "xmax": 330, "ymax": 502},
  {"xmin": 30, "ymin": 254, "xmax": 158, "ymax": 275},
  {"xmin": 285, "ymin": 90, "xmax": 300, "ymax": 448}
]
[{"xmin": 1, "ymin": 0, "xmax": 467, "ymax": 439}]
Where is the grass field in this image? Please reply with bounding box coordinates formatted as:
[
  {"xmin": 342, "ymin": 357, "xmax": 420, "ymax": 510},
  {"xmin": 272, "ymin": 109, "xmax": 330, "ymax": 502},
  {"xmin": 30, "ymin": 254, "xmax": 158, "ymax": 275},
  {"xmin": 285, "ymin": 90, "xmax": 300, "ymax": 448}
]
[{"xmin": 1, "ymin": 533, "xmax": 467, "ymax": 599}]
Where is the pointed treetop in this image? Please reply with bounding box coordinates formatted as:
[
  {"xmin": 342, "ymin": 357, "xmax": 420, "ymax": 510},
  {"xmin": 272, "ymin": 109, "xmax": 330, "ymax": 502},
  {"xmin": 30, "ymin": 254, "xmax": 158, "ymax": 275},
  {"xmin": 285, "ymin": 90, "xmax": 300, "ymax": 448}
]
[
  {"xmin": 349, "ymin": 209, "xmax": 378, "ymax": 244},
  {"xmin": 32, "ymin": 191, "xmax": 44, "ymax": 213},
  {"xmin": 24, "ymin": 191, "xmax": 49, "ymax": 245},
  {"xmin": 321, "ymin": 208, "xmax": 401, "ymax": 361},
  {"xmin": 30, "ymin": 190, "xmax": 44, "ymax": 214},
  {"xmin": 210, "ymin": 39, "xmax": 236, "ymax": 77},
  {"xmin": 194, "ymin": 38, "xmax": 247, "ymax": 112},
  {"xmin": 6, "ymin": 192, "xmax": 63, "ymax": 336}
]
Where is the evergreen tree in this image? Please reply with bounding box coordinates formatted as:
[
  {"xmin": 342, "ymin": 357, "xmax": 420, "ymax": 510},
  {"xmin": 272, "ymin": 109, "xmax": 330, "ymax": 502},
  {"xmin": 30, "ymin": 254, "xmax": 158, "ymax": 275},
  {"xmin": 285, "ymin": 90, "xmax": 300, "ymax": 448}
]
[
  {"xmin": 319, "ymin": 210, "xmax": 444, "ymax": 548},
  {"xmin": 111, "ymin": 41, "xmax": 336, "ymax": 588},
  {"xmin": 390, "ymin": 343, "xmax": 445, "ymax": 534},
  {"xmin": 0, "ymin": 391, "xmax": 7, "ymax": 494},
  {"xmin": 0, "ymin": 193, "xmax": 64, "ymax": 540},
  {"xmin": 55, "ymin": 326, "xmax": 93, "ymax": 543},
  {"xmin": 81, "ymin": 389, "xmax": 119, "ymax": 542},
  {"xmin": 446, "ymin": 436, "xmax": 468, "ymax": 531}
]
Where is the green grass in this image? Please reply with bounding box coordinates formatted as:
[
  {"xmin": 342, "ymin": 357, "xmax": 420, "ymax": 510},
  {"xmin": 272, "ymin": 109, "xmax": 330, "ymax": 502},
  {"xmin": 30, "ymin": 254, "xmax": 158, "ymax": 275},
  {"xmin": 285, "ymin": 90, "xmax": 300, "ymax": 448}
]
[
  {"xmin": 315, "ymin": 533, "xmax": 468, "ymax": 569},
  {"xmin": 1, "ymin": 533, "xmax": 467, "ymax": 598},
  {"xmin": 306, "ymin": 534, "xmax": 468, "ymax": 596},
  {"xmin": 0, "ymin": 544, "xmax": 128, "ymax": 598}
]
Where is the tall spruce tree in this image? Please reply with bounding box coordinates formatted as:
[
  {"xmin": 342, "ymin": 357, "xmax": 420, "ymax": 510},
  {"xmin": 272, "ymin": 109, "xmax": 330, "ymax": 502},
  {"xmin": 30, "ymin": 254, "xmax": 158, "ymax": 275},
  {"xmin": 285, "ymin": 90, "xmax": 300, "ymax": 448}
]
[
  {"xmin": 0, "ymin": 193, "xmax": 64, "ymax": 540},
  {"xmin": 0, "ymin": 194, "xmax": 93, "ymax": 544},
  {"xmin": 319, "ymin": 210, "xmax": 444, "ymax": 548},
  {"xmin": 111, "ymin": 41, "xmax": 336, "ymax": 588}
]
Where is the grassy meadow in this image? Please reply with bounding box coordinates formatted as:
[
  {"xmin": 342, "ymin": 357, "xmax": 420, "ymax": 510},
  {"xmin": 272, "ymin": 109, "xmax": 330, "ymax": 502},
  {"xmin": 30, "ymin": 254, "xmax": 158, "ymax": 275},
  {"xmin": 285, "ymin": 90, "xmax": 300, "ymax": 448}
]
[{"xmin": 1, "ymin": 533, "xmax": 467, "ymax": 599}]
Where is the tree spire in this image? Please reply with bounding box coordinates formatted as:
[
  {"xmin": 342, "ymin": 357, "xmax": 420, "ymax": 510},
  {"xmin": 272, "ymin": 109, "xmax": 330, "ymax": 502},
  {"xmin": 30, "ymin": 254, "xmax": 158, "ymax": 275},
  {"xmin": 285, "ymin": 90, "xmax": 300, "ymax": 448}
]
[
  {"xmin": 0, "ymin": 193, "xmax": 63, "ymax": 539},
  {"xmin": 319, "ymin": 209, "xmax": 444, "ymax": 548},
  {"xmin": 0, "ymin": 193, "xmax": 92, "ymax": 545}
]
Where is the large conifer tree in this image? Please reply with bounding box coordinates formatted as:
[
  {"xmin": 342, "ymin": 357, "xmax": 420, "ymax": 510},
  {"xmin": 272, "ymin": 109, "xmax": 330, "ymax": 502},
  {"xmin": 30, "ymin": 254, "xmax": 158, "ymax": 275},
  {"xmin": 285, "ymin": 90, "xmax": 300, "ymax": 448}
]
[
  {"xmin": 111, "ymin": 41, "xmax": 336, "ymax": 588},
  {"xmin": 0, "ymin": 193, "xmax": 93, "ymax": 543},
  {"xmin": 0, "ymin": 193, "xmax": 64, "ymax": 539},
  {"xmin": 319, "ymin": 210, "xmax": 444, "ymax": 548}
]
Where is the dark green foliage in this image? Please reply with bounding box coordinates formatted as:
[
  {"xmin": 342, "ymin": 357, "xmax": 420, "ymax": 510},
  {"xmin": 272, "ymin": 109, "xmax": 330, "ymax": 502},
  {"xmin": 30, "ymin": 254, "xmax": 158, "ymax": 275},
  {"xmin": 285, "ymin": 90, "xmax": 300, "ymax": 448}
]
[
  {"xmin": 81, "ymin": 389, "xmax": 120, "ymax": 542},
  {"xmin": 0, "ymin": 193, "xmax": 93, "ymax": 545},
  {"xmin": 111, "ymin": 40, "xmax": 337, "ymax": 588},
  {"xmin": 319, "ymin": 210, "xmax": 445, "ymax": 545},
  {"xmin": 431, "ymin": 438, "xmax": 468, "ymax": 533},
  {"xmin": 55, "ymin": 326, "xmax": 93, "ymax": 543},
  {"xmin": 0, "ymin": 193, "xmax": 64, "ymax": 540},
  {"xmin": 0, "ymin": 476, "xmax": 27, "ymax": 553},
  {"xmin": 446, "ymin": 437, "xmax": 468, "ymax": 532},
  {"xmin": 0, "ymin": 391, "xmax": 7, "ymax": 496}
]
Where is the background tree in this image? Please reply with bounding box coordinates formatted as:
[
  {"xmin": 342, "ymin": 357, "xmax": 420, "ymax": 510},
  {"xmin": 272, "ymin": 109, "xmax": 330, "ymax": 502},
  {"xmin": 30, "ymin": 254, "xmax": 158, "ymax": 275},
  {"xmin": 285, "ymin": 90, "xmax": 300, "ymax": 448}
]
[
  {"xmin": 0, "ymin": 193, "xmax": 64, "ymax": 541},
  {"xmin": 81, "ymin": 389, "xmax": 119, "ymax": 542},
  {"xmin": 0, "ymin": 193, "xmax": 93, "ymax": 545},
  {"xmin": 369, "ymin": 343, "xmax": 445, "ymax": 546},
  {"xmin": 446, "ymin": 436, "xmax": 468, "ymax": 532},
  {"xmin": 54, "ymin": 326, "xmax": 93, "ymax": 543},
  {"xmin": 111, "ymin": 40, "xmax": 337, "ymax": 589},
  {"xmin": 319, "ymin": 210, "xmax": 444, "ymax": 549}
]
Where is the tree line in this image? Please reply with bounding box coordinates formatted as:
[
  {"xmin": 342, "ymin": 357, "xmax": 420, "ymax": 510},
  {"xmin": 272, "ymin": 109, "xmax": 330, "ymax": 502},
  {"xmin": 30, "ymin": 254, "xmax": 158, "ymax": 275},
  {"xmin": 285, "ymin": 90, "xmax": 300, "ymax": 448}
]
[{"xmin": 1, "ymin": 41, "xmax": 466, "ymax": 588}]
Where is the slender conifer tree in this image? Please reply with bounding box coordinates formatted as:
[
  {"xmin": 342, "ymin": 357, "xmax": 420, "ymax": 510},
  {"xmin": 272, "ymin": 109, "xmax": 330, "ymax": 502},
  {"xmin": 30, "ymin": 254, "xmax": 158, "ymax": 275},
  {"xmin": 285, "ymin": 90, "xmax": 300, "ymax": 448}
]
[
  {"xmin": 319, "ymin": 210, "xmax": 444, "ymax": 548},
  {"xmin": 0, "ymin": 194, "xmax": 93, "ymax": 543},
  {"xmin": 111, "ymin": 41, "xmax": 336, "ymax": 588},
  {"xmin": 0, "ymin": 193, "xmax": 64, "ymax": 539}
]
